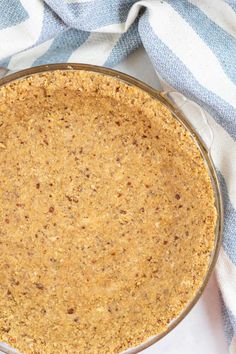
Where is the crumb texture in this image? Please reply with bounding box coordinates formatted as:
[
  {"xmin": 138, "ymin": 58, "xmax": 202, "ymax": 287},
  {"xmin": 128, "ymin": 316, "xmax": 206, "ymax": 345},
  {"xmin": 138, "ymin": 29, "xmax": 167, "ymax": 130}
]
[{"xmin": 0, "ymin": 70, "xmax": 216, "ymax": 353}]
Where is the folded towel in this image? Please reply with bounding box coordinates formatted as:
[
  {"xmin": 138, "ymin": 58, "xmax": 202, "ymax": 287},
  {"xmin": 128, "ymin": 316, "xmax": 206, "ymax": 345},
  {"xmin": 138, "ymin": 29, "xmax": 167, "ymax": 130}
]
[{"xmin": 0, "ymin": 1, "xmax": 236, "ymax": 352}]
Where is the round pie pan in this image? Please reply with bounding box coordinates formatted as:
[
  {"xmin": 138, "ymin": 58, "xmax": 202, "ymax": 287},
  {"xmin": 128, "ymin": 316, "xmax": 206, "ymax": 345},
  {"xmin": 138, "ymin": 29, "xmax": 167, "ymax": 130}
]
[{"xmin": 0, "ymin": 63, "xmax": 223, "ymax": 354}]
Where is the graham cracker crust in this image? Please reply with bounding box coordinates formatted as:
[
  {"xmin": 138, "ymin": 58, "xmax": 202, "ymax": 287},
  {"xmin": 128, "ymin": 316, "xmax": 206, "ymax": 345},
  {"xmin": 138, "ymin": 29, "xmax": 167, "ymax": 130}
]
[{"xmin": 0, "ymin": 70, "xmax": 216, "ymax": 353}]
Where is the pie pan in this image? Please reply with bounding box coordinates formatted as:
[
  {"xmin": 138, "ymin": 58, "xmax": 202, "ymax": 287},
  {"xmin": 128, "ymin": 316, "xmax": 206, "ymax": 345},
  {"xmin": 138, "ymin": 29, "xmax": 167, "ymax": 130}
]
[{"xmin": 0, "ymin": 63, "xmax": 223, "ymax": 354}]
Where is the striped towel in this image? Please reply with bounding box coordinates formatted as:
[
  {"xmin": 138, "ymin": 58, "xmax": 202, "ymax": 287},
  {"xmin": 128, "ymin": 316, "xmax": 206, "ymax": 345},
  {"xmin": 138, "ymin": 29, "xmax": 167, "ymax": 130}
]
[{"xmin": 0, "ymin": 0, "xmax": 236, "ymax": 352}]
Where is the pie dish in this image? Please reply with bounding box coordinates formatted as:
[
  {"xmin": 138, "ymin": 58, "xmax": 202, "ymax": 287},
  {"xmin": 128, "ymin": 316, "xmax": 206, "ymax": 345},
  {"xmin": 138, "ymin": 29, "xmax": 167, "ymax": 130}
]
[{"xmin": 0, "ymin": 65, "xmax": 222, "ymax": 354}]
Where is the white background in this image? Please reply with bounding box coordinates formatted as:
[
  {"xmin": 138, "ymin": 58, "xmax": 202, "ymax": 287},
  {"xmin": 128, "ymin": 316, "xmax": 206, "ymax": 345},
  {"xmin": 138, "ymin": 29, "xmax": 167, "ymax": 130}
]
[{"xmin": 115, "ymin": 47, "xmax": 228, "ymax": 354}]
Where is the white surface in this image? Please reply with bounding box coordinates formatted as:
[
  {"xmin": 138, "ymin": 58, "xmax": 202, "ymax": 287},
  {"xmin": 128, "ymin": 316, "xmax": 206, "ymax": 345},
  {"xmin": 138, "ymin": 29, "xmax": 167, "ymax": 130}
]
[{"xmin": 115, "ymin": 47, "xmax": 228, "ymax": 354}]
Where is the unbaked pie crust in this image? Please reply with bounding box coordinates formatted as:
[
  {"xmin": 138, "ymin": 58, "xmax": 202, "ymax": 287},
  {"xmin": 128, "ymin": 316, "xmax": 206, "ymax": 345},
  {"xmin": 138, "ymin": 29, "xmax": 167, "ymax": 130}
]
[{"xmin": 0, "ymin": 70, "xmax": 216, "ymax": 353}]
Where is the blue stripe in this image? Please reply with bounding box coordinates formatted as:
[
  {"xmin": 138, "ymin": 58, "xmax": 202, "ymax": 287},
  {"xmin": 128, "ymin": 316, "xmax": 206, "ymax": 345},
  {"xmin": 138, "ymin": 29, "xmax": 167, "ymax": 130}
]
[
  {"xmin": 36, "ymin": 3, "xmax": 67, "ymax": 45},
  {"xmin": 45, "ymin": 0, "xmax": 137, "ymax": 31},
  {"xmin": 218, "ymin": 173, "xmax": 236, "ymax": 267},
  {"xmin": 138, "ymin": 12, "xmax": 236, "ymax": 141},
  {"xmin": 168, "ymin": 0, "xmax": 236, "ymax": 85},
  {"xmin": 222, "ymin": 302, "xmax": 235, "ymax": 345},
  {"xmin": 0, "ymin": 0, "xmax": 28, "ymax": 30},
  {"xmin": 33, "ymin": 28, "xmax": 90, "ymax": 66},
  {"xmin": 227, "ymin": 307, "xmax": 236, "ymax": 331},
  {"xmin": 0, "ymin": 56, "xmax": 11, "ymax": 69},
  {"xmin": 105, "ymin": 19, "xmax": 141, "ymax": 67},
  {"xmin": 225, "ymin": 1, "xmax": 236, "ymax": 12}
]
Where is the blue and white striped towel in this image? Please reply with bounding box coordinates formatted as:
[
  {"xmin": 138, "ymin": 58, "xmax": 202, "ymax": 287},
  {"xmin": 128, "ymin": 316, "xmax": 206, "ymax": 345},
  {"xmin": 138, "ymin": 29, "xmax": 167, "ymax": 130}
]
[{"xmin": 0, "ymin": 0, "xmax": 236, "ymax": 352}]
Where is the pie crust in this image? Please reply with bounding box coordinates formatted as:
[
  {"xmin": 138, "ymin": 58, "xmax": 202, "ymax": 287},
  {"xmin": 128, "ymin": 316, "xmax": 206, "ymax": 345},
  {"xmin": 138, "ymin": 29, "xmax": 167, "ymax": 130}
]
[{"xmin": 0, "ymin": 70, "xmax": 216, "ymax": 353}]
